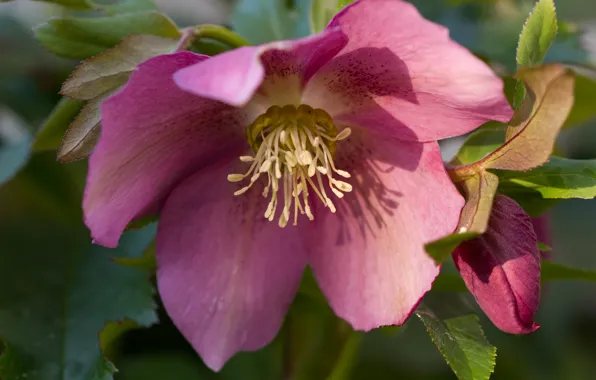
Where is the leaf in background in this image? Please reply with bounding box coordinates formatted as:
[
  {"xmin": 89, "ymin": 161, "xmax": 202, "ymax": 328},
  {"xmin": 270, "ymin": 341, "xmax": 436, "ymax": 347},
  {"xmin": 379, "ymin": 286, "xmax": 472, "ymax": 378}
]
[
  {"xmin": 432, "ymin": 273, "xmax": 467, "ymax": 293},
  {"xmin": 100, "ymin": 319, "xmax": 140, "ymax": 361},
  {"xmin": 310, "ymin": 0, "xmax": 336, "ymax": 34},
  {"xmin": 541, "ymin": 261, "xmax": 596, "ymax": 282},
  {"xmin": 231, "ymin": 0, "xmax": 311, "ymax": 44},
  {"xmin": 564, "ymin": 66, "xmax": 596, "ymax": 128},
  {"xmin": 284, "ymin": 272, "xmax": 360, "ymax": 380},
  {"xmin": 116, "ymin": 354, "xmax": 215, "ymax": 380},
  {"xmin": 484, "ymin": 64, "xmax": 574, "ymax": 171},
  {"xmin": 33, "ymin": 98, "xmax": 84, "ymax": 152},
  {"xmin": 516, "ymin": 0, "xmax": 558, "ymax": 67},
  {"xmin": 0, "ymin": 136, "xmax": 31, "ymax": 186},
  {"xmin": 114, "ymin": 240, "xmax": 157, "ymax": 271},
  {"xmin": 34, "ymin": 11, "xmax": 180, "ymax": 60},
  {"xmin": 538, "ymin": 242, "xmax": 552, "ymax": 252},
  {"xmin": 0, "ymin": 154, "xmax": 158, "ymax": 380},
  {"xmin": 450, "ymin": 122, "xmax": 506, "ymax": 166},
  {"xmin": 496, "ymin": 181, "xmax": 560, "ymax": 217},
  {"xmin": 425, "ymin": 232, "xmax": 480, "ymax": 266},
  {"xmin": 0, "ymin": 109, "xmax": 32, "ymax": 186},
  {"xmin": 61, "ymin": 34, "xmax": 181, "ymax": 100},
  {"xmin": 498, "ymin": 156, "xmax": 596, "ymax": 199},
  {"xmin": 416, "ymin": 293, "xmax": 496, "ymax": 380},
  {"xmin": 426, "ymin": 171, "xmax": 499, "ymax": 264},
  {"xmin": 514, "ymin": 0, "xmax": 557, "ymax": 108},
  {"xmin": 34, "ymin": 0, "xmax": 91, "ymax": 9},
  {"xmin": 56, "ymin": 34, "xmax": 181, "ymax": 162},
  {"xmin": 88, "ymin": 0, "xmax": 158, "ymax": 15}
]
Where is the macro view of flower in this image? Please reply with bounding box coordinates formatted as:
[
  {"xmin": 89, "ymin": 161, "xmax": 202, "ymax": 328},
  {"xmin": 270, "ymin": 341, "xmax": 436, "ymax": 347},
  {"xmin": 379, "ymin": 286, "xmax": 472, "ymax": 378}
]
[
  {"xmin": 84, "ymin": 0, "xmax": 513, "ymax": 369},
  {"xmin": 1, "ymin": 0, "xmax": 595, "ymax": 379}
]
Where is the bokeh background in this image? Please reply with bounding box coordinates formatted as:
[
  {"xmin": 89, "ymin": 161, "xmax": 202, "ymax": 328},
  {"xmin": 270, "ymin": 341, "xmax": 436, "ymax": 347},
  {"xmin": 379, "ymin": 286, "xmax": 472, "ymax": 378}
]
[{"xmin": 1, "ymin": 0, "xmax": 596, "ymax": 379}]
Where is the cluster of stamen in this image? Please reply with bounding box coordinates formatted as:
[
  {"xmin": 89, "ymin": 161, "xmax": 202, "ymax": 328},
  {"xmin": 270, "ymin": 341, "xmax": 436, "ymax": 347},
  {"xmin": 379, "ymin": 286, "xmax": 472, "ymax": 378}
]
[{"xmin": 227, "ymin": 104, "xmax": 352, "ymax": 227}]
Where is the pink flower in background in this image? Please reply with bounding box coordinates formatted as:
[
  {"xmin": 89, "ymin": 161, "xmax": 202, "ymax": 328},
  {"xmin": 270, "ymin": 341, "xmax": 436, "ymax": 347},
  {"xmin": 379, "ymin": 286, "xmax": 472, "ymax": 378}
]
[{"xmin": 83, "ymin": 0, "xmax": 511, "ymax": 371}]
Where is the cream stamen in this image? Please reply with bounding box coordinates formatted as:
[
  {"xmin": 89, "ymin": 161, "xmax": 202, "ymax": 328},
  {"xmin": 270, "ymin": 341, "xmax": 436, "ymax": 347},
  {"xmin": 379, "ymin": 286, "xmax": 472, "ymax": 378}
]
[{"xmin": 228, "ymin": 105, "xmax": 352, "ymax": 227}]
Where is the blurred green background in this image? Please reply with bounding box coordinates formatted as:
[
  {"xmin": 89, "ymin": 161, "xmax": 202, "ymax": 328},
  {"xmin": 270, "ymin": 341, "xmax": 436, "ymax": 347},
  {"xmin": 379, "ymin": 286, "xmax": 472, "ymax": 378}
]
[{"xmin": 1, "ymin": 0, "xmax": 596, "ymax": 379}]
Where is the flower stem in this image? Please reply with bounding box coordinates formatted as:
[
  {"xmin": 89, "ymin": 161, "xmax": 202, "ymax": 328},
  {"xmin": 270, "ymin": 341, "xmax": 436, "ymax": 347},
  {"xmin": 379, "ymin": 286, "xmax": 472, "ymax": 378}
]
[{"xmin": 179, "ymin": 25, "xmax": 250, "ymax": 51}]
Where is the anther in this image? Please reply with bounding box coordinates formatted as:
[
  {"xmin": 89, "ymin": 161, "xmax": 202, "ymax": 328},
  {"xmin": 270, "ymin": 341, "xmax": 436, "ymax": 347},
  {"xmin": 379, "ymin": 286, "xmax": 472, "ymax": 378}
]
[{"xmin": 230, "ymin": 104, "xmax": 352, "ymax": 226}]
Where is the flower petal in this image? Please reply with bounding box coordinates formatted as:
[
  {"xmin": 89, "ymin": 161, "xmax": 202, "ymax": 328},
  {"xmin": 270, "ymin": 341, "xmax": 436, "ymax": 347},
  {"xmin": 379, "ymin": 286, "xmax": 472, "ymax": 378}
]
[
  {"xmin": 303, "ymin": 0, "xmax": 512, "ymax": 142},
  {"xmin": 306, "ymin": 130, "xmax": 464, "ymax": 330},
  {"xmin": 156, "ymin": 161, "xmax": 307, "ymax": 371},
  {"xmin": 173, "ymin": 28, "xmax": 347, "ymax": 108},
  {"xmin": 453, "ymin": 195, "xmax": 541, "ymax": 334},
  {"xmin": 84, "ymin": 52, "xmax": 246, "ymax": 247}
]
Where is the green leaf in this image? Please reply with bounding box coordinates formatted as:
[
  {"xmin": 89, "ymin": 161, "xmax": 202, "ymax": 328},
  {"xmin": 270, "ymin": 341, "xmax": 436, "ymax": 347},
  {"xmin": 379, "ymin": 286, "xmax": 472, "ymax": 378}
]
[
  {"xmin": 88, "ymin": 0, "xmax": 158, "ymax": 15},
  {"xmin": 0, "ymin": 155, "xmax": 157, "ymax": 380},
  {"xmin": 336, "ymin": 0, "xmax": 355, "ymax": 9},
  {"xmin": 537, "ymin": 242, "xmax": 552, "ymax": 252},
  {"xmin": 0, "ymin": 343, "xmax": 33, "ymax": 380},
  {"xmin": 310, "ymin": 0, "xmax": 337, "ymax": 34},
  {"xmin": 425, "ymin": 232, "xmax": 479, "ymax": 265},
  {"xmin": 285, "ymin": 290, "xmax": 360, "ymax": 380},
  {"xmin": 450, "ymin": 122, "xmax": 506, "ymax": 166},
  {"xmin": 99, "ymin": 319, "xmax": 140, "ymax": 360},
  {"xmin": 495, "ymin": 181, "xmax": 560, "ymax": 217},
  {"xmin": 0, "ymin": 134, "xmax": 31, "ymax": 186},
  {"xmin": 514, "ymin": 0, "xmax": 557, "ymax": 109},
  {"xmin": 432, "ymin": 273, "xmax": 468, "ymax": 293},
  {"xmin": 516, "ymin": 0, "xmax": 558, "ymax": 67},
  {"xmin": 33, "ymin": 0, "xmax": 91, "ymax": 10},
  {"xmin": 309, "ymin": 0, "xmax": 356, "ymax": 34},
  {"xmin": 33, "ymin": 98, "xmax": 84, "ymax": 152},
  {"xmin": 564, "ymin": 67, "xmax": 596, "ymax": 128},
  {"xmin": 498, "ymin": 156, "xmax": 596, "ymax": 199},
  {"xmin": 57, "ymin": 92, "xmax": 108, "ymax": 162},
  {"xmin": 116, "ymin": 353, "xmax": 214, "ymax": 380},
  {"xmin": 231, "ymin": 0, "xmax": 311, "ymax": 44},
  {"xmin": 62, "ymin": 34, "xmax": 182, "ymax": 100},
  {"xmin": 114, "ymin": 239, "xmax": 157, "ymax": 271},
  {"xmin": 57, "ymin": 34, "xmax": 182, "ymax": 162},
  {"xmin": 34, "ymin": 11, "xmax": 180, "ymax": 59},
  {"xmin": 416, "ymin": 294, "xmax": 496, "ymax": 380},
  {"xmin": 483, "ymin": 64, "xmax": 575, "ymax": 171},
  {"xmin": 541, "ymin": 261, "xmax": 596, "ymax": 282}
]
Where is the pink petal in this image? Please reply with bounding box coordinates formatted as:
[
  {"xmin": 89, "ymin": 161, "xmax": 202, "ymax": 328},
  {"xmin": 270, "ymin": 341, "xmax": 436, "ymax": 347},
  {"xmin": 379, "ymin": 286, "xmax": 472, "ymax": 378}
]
[
  {"xmin": 303, "ymin": 0, "xmax": 512, "ymax": 142},
  {"xmin": 84, "ymin": 52, "xmax": 246, "ymax": 247},
  {"xmin": 156, "ymin": 160, "xmax": 307, "ymax": 371},
  {"xmin": 173, "ymin": 28, "xmax": 347, "ymax": 108},
  {"xmin": 453, "ymin": 195, "xmax": 541, "ymax": 334},
  {"xmin": 306, "ymin": 129, "xmax": 464, "ymax": 330}
]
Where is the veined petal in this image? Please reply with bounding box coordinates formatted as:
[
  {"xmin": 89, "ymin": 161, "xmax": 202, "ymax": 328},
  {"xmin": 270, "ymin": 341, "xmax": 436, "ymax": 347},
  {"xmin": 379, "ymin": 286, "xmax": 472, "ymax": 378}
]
[
  {"xmin": 156, "ymin": 161, "xmax": 308, "ymax": 371},
  {"xmin": 306, "ymin": 130, "xmax": 464, "ymax": 330},
  {"xmin": 84, "ymin": 52, "xmax": 246, "ymax": 247},
  {"xmin": 173, "ymin": 28, "xmax": 347, "ymax": 109},
  {"xmin": 303, "ymin": 0, "xmax": 512, "ymax": 142},
  {"xmin": 453, "ymin": 195, "xmax": 541, "ymax": 334}
]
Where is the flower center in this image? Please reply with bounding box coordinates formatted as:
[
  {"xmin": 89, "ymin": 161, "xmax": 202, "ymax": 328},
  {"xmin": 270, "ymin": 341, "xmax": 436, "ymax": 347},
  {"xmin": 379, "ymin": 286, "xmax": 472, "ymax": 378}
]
[{"xmin": 227, "ymin": 104, "xmax": 352, "ymax": 227}]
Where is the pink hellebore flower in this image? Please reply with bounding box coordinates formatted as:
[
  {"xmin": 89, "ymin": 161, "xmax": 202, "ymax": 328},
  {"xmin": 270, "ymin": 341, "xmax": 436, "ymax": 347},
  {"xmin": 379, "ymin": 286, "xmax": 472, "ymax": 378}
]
[{"xmin": 84, "ymin": 0, "xmax": 512, "ymax": 371}]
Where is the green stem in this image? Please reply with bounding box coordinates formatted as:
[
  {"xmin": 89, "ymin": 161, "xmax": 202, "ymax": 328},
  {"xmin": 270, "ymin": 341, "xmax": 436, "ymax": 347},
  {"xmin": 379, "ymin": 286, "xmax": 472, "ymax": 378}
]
[
  {"xmin": 180, "ymin": 25, "xmax": 250, "ymax": 51},
  {"xmin": 326, "ymin": 331, "xmax": 362, "ymax": 380}
]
